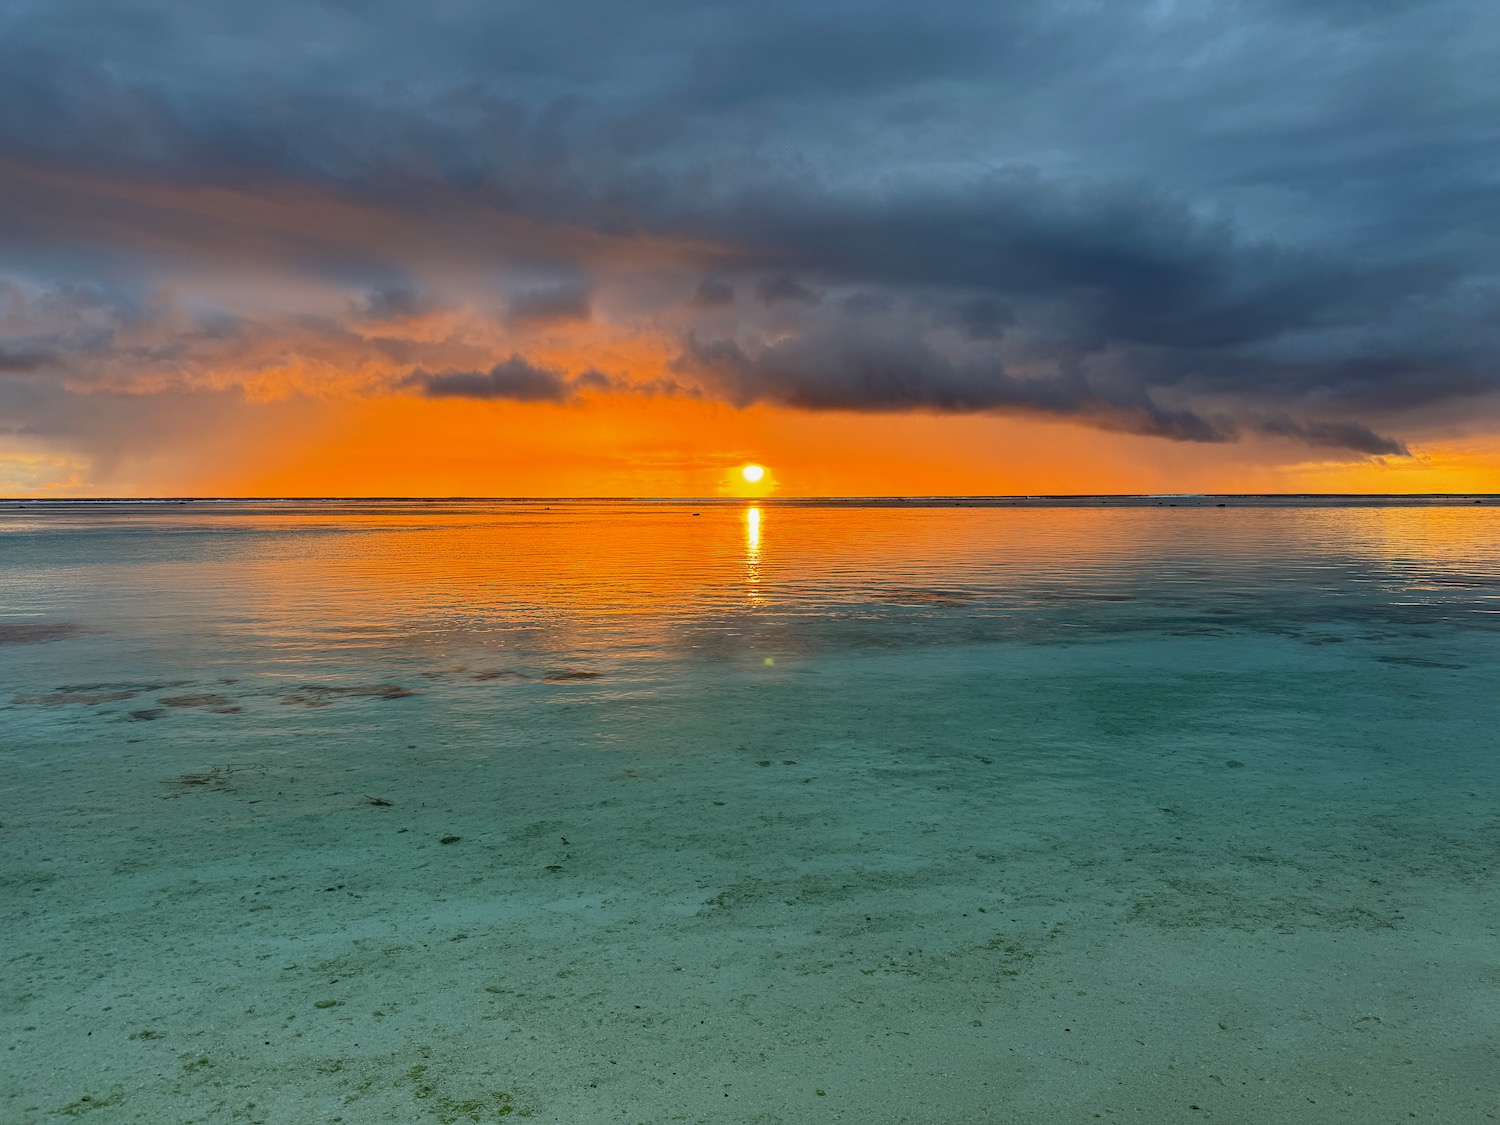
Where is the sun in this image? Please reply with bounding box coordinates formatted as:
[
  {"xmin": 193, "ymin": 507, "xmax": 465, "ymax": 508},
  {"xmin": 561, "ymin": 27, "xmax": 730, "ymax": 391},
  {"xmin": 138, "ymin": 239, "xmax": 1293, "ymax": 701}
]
[{"xmin": 741, "ymin": 463, "xmax": 766, "ymax": 483}]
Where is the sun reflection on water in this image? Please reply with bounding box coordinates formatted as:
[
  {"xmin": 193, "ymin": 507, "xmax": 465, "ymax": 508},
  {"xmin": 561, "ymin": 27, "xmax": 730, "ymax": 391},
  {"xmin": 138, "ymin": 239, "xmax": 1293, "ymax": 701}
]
[{"xmin": 745, "ymin": 506, "xmax": 762, "ymax": 601}]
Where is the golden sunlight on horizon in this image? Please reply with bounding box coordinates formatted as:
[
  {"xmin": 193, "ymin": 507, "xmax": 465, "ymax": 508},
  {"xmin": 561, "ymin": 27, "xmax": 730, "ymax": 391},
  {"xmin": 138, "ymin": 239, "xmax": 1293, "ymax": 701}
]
[
  {"xmin": 184, "ymin": 399, "xmax": 1500, "ymax": 500},
  {"xmin": 7, "ymin": 391, "xmax": 1500, "ymax": 498}
]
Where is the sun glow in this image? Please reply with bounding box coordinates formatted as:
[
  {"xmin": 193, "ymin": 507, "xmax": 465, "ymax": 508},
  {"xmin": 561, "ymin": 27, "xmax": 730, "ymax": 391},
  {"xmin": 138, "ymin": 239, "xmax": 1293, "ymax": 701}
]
[{"xmin": 741, "ymin": 463, "xmax": 766, "ymax": 483}]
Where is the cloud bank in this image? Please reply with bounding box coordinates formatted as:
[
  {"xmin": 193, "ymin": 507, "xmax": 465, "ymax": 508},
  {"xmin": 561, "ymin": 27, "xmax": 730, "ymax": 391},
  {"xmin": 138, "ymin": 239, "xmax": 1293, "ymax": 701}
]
[{"xmin": 2, "ymin": 0, "xmax": 1498, "ymax": 467}]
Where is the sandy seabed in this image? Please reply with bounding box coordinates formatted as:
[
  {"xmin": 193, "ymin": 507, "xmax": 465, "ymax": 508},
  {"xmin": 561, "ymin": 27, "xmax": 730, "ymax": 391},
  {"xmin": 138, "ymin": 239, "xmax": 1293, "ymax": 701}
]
[{"xmin": 4, "ymin": 626, "xmax": 1498, "ymax": 1125}]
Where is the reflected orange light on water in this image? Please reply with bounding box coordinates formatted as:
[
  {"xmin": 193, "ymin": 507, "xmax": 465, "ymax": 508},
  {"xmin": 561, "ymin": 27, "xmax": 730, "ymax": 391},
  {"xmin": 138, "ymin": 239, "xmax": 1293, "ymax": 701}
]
[
  {"xmin": 12, "ymin": 500, "xmax": 1496, "ymax": 674},
  {"xmin": 744, "ymin": 506, "xmax": 763, "ymax": 602}
]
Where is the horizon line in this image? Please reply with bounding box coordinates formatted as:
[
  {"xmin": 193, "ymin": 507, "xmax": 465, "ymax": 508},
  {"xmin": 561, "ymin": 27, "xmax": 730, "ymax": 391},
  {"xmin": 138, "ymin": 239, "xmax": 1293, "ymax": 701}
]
[{"xmin": 4, "ymin": 492, "xmax": 1497, "ymax": 504}]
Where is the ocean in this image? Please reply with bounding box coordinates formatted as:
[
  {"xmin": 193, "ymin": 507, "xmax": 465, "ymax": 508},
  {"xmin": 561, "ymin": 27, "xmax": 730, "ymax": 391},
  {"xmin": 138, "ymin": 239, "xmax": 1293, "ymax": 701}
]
[{"xmin": 2, "ymin": 498, "xmax": 1497, "ymax": 1123}]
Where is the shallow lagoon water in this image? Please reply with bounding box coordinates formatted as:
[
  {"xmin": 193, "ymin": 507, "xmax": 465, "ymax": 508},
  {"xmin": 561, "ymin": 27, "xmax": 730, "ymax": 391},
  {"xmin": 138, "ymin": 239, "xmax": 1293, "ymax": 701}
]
[{"xmin": 2, "ymin": 499, "xmax": 1498, "ymax": 1123}]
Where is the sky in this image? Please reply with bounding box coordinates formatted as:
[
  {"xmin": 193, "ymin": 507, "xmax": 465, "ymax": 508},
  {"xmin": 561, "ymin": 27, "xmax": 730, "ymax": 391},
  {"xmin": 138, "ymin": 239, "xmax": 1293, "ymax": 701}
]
[{"xmin": 2, "ymin": 0, "xmax": 1499, "ymax": 496}]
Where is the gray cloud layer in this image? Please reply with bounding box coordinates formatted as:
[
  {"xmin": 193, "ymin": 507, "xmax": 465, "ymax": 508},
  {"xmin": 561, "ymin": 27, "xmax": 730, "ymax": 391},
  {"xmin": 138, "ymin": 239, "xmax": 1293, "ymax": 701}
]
[
  {"xmin": 2, "ymin": 0, "xmax": 1498, "ymax": 457},
  {"xmin": 408, "ymin": 356, "xmax": 606, "ymax": 402}
]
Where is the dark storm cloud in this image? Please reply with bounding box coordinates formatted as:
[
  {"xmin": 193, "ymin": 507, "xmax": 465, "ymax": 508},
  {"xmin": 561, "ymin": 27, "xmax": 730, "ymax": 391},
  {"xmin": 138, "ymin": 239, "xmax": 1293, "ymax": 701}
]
[
  {"xmin": 1253, "ymin": 416, "xmax": 1408, "ymax": 458},
  {"xmin": 682, "ymin": 325, "xmax": 1415, "ymax": 452},
  {"xmin": 1, "ymin": 0, "xmax": 1497, "ymax": 455},
  {"xmin": 682, "ymin": 329, "xmax": 1232, "ymax": 444},
  {"xmin": 408, "ymin": 356, "xmax": 575, "ymax": 402},
  {"xmin": 408, "ymin": 355, "xmax": 687, "ymax": 402}
]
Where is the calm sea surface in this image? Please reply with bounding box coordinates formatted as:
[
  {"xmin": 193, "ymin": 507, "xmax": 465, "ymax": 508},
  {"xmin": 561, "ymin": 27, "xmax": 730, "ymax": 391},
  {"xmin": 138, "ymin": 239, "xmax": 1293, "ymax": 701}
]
[{"xmin": 2, "ymin": 500, "xmax": 1498, "ymax": 1123}]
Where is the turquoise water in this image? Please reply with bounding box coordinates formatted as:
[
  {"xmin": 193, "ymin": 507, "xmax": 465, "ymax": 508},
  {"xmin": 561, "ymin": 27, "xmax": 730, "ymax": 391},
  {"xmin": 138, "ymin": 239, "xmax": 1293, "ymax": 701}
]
[{"xmin": 2, "ymin": 500, "xmax": 1498, "ymax": 1123}]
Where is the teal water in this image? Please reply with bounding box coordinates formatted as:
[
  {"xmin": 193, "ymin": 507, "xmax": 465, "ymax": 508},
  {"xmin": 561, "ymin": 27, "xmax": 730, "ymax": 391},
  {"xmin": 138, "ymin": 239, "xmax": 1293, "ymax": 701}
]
[{"xmin": 2, "ymin": 500, "xmax": 1498, "ymax": 1123}]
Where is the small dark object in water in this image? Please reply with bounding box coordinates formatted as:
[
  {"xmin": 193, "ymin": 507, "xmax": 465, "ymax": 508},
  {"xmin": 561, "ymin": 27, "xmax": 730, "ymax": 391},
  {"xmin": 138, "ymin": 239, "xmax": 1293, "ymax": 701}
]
[
  {"xmin": 543, "ymin": 670, "xmax": 602, "ymax": 681},
  {"xmin": 1225, "ymin": 759, "xmax": 1245, "ymax": 769},
  {"xmin": 440, "ymin": 835, "xmax": 461, "ymax": 845},
  {"xmin": 364, "ymin": 795, "xmax": 393, "ymax": 807},
  {"xmin": 130, "ymin": 708, "xmax": 165, "ymax": 721}
]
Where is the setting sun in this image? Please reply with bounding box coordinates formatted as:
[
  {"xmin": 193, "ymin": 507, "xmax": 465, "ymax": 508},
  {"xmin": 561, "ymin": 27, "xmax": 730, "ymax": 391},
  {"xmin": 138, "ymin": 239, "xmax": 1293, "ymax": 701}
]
[{"xmin": 741, "ymin": 463, "xmax": 766, "ymax": 483}]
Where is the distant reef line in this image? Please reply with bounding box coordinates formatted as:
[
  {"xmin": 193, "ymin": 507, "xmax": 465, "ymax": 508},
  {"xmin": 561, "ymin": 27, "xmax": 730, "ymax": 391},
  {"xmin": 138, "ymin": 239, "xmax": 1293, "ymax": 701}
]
[{"xmin": 2, "ymin": 494, "xmax": 1496, "ymax": 509}]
